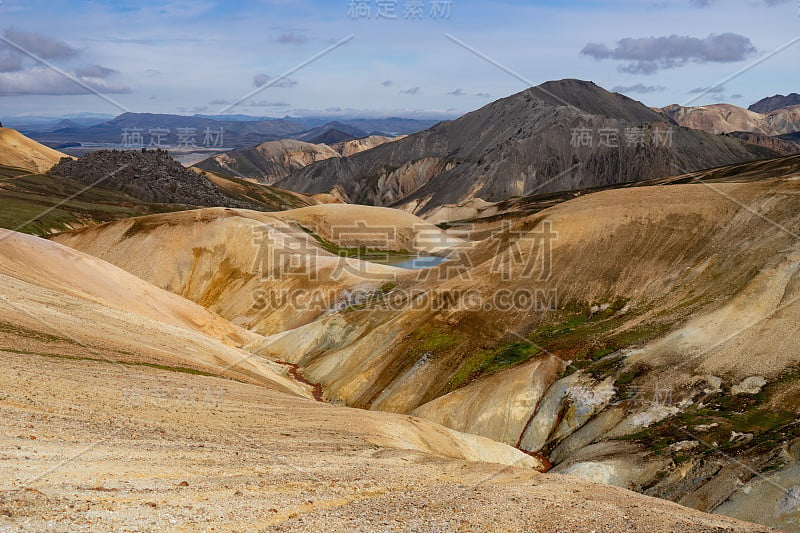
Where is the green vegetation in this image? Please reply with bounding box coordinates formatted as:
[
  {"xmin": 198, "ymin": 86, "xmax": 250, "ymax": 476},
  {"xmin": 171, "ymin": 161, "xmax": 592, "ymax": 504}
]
[
  {"xmin": 0, "ymin": 168, "xmax": 184, "ymax": 236},
  {"xmin": 201, "ymin": 170, "xmax": 312, "ymax": 210},
  {"xmin": 616, "ymin": 372, "xmax": 800, "ymax": 467},
  {"xmin": 0, "ymin": 321, "xmax": 77, "ymax": 344},
  {"xmin": 449, "ymin": 342, "xmax": 541, "ymax": 390},
  {"xmin": 379, "ymin": 282, "xmax": 398, "ymax": 293},
  {"xmin": 0, "ymin": 166, "xmax": 311, "ymax": 237},
  {"xmin": 298, "ymin": 225, "xmax": 411, "ymax": 259},
  {"xmin": 445, "ymin": 297, "xmax": 677, "ymax": 393},
  {"xmin": 413, "ymin": 328, "xmax": 459, "ymax": 352}
]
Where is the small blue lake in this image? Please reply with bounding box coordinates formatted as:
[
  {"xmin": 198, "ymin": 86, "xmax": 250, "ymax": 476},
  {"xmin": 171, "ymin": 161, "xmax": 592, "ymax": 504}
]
[{"xmin": 385, "ymin": 256, "xmax": 449, "ymax": 270}]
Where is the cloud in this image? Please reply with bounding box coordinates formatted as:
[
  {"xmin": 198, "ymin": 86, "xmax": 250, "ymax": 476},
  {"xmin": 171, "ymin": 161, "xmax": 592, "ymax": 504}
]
[
  {"xmin": 253, "ymin": 73, "xmax": 298, "ymax": 88},
  {"xmin": 0, "ymin": 28, "xmax": 130, "ymax": 97},
  {"xmin": 689, "ymin": 85, "xmax": 726, "ymax": 94},
  {"xmin": 0, "ymin": 68, "xmax": 130, "ymax": 96},
  {"xmin": 692, "ymin": 0, "xmax": 789, "ymax": 6},
  {"xmin": 0, "ymin": 53, "xmax": 23, "ymax": 73},
  {"xmin": 2, "ymin": 27, "xmax": 79, "ymax": 60},
  {"xmin": 144, "ymin": 69, "xmax": 161, "ymax": 77},
  {"xmin": 176, "ymin": 105, "xmax": 210, "ymax": 114},
  {"xmin": 401, "ymin": 86, "xmax": 421, "ymax": 95},
  {"xmin": 381, "ymin": 80, "xmax": 393, "ymax": 87},
  {"xmin": 730, "ymin": 93, "xmax": 744, "ymax": 99},
  {"xmin": 612, "ymin": 83, "xmax": 666, "ymax": 94},
  {"xmin": 448, "ymin": 88, "xmax": 465, "ymax": 96},
  {"xmin": 275, "ymin": 32, "xmax": 309, "ymax": 45},
  {"xmin": 209, "ymin": 98, "xmax": 231, "ymax": 105},
  {"xmin": 475, "ymin": 92, "xmax": 492, "ymax": 98},
  {"xmin": 74, "ymin": 65, "xmax": 118, "ymax": 78},
  {"xmin": 246, "ymin": 100, "xmax": 291, "ymax": 107},
  {"xmin": 581, "ymin": 33, "xmax": 757, "ymax": 74}
]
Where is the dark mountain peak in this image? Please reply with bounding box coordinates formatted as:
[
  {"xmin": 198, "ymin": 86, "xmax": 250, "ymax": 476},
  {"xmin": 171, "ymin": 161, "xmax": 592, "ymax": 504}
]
[
  {"xmin": 318, "ymin": 121, "xmax": 367, "ymax": 136},
  {"xmin": 274, "ymin": 80, "xmax": 776, "ymax": 214},
  {"xmin": 525, "ymin": 78, "xmax": 667, "ymax": 123},
  {"xmin": 297, "ymin": 121, "xmax": 369, "ymax": 145},
  {"xmin": 749, "ymin": 93, "xmax": 800, "ymax": 114}
]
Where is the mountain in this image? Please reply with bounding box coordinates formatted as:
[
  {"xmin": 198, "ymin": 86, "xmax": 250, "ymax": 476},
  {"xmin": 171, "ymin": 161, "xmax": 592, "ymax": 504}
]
[
  {"xmin": 49, "ymin": 149, "xmax": 255, "ymax": 208},
  {"xmin": 2, "ymin": 114, "xmax": 112, "ymax": 131},
  {"xmin": 327, "ymin": 117, "xmax": 443, "ymax": 135},
  {"xmin": 723, "ymin": 131, "xmax": 800, "ymax": 155},
  {"xmin": 51, "ymin": 154, "xmax": 800, "ymax": 530},
  {"xmin": 22, "ymin": 114, "xmax": 441, "ymax": 151},
  {"xmin": 660, "ymin": 103, "xmax": 777, "ymax": 135},
  {"xmin": 193, "ymin": 115, "xmax": 443, "ymax": 134},
  {"xmin": 195, "ymin": 139, "xmax": 340, "ymax": 184},
  {"xmin": 0, "ymin": 161, "xmax": 189, "ymax": 235},
  {"xmin": 48, "ymin": 149, "xmax": 316, "ymax": 212},
  {"xmin": 0, "ymin": 127, "xmax": 71, "ymax": 173},
  {"xmin": 27, "ymin": 112, "xmax": 308, "ymax": 150},
  {"xmin": 194, "ymin": 135, "xmax": 400, "ymax": 184},
  {"xmin": 660, "ymin": 102, "xmax": 800, "ymax": 137},
  {"xmin": 274, "ymin": 79, "xmax": 779, "ymax": 215},
  {"xmin": 0, "ymin": 129, "xmax": 315, "ymax": 235},
  {"xmin": 749, "ymin": 92, "xmax": 800, "ymax": 113},
  {"xmin": 296, "ymin": 121, "xmax": 369, "ymax": 144},
  {"xmin": 331, "ymin": 134, "xmax": 401, "ymax": 157},
  {"xmin": 0, "ymin": 227, "xmax": 767, "ymax": 532}
]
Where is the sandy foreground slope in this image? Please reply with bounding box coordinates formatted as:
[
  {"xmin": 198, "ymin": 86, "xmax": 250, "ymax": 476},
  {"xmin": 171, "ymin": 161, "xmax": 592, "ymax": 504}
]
[
  {"xmin": 49, "ymin": 176, "xmax": 800, "ymax": 529},
  {"xmin": 0, "ymin": 225, "xmax": 775, "ymax": 531},
  {"xmin": 0, "ymin": 351, "xmax": 774, "ymax": 532}
]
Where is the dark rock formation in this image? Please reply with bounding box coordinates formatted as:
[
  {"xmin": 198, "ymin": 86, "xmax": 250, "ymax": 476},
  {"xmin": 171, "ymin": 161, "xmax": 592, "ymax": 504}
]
[{"xmin": 49, "ymin": 149, "xmax": 260, "ymax": 209}]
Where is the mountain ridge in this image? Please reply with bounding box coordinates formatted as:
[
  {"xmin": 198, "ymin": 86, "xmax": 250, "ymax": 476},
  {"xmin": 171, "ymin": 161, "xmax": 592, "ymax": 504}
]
[{"xmin": 274, "ymin": 79, "xmax": 779, "ymax": 217}]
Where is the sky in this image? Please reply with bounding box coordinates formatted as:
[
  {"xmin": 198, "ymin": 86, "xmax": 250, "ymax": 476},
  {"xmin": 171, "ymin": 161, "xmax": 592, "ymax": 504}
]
[{"xmin": 0, "ymin": 0, "xmax": 798, "ymax": 119}]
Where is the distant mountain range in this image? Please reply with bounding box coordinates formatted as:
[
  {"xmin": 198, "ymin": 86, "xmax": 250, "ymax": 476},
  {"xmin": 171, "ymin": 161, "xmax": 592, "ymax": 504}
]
[
  {"xmin": 16, "ymin": 113, "xmax": 441, "ymax": 150},
  {"xmin": 274, "ymin": 79, "xmax": 780, "ymax": 216},
  {"xmin": 748, "ymin": 93, "xmax": 800, "ymax": 114}
]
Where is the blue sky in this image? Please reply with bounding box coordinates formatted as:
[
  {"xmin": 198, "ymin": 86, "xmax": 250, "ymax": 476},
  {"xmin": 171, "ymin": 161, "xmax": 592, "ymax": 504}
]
[{"xmin": 0, "ymin": 0, "xmax": 798, "ymax": 118}]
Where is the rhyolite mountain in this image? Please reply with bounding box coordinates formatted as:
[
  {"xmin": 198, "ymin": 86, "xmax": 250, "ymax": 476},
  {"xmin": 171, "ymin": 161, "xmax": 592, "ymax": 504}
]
[
  {"xmin": 194, "ymin": 135, "xmax": 399, "ymax": 185},
  {"xmin": 273, "ymin": 79, "xmax": 779, "ymax": 215},
  {"xmin": 749, "ymin": 93, "xmax": 800, "ymax": 114},
  {"xmin": 660, "ymin": 102, "xmax": 800, "ymax": 137}
]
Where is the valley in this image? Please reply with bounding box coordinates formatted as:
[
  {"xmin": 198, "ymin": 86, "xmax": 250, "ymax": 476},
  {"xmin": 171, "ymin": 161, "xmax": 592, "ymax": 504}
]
[{"xmin": 3, "ymin": 72, "xmax": 800, "ymax": 531}]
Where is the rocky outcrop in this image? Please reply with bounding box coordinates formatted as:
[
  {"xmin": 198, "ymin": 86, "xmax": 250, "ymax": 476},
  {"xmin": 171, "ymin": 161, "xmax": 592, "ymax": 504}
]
[{"xmin": 49, "ymin": 149, "xmax": 262, "ymax": 209}]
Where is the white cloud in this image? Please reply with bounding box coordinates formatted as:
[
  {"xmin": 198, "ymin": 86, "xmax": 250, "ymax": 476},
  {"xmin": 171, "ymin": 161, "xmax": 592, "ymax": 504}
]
[{"xmin": 0, "ymin": 68, "xmax": 130, "ymax": 96}]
